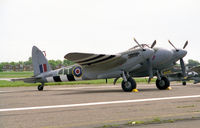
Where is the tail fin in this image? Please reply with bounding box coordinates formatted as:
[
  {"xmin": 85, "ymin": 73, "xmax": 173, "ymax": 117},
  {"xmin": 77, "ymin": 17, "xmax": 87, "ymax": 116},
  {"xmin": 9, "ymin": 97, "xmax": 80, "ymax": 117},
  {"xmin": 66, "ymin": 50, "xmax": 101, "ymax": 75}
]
[{"xmin": 32, "ymin": 46, "xmax": 51, "ymax": 76}]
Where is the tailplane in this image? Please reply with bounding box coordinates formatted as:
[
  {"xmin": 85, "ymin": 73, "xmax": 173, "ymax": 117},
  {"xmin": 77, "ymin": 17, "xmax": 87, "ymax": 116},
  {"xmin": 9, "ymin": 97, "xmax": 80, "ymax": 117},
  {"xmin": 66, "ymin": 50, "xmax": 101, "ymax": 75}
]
[{"xmin": 32, "ymin": 46, "xmax": 51, "ymax": 76}]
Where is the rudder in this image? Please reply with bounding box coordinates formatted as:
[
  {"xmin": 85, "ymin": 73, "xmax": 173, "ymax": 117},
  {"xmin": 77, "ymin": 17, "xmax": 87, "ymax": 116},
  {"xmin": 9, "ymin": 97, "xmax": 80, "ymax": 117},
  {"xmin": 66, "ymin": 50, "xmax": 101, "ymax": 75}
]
[{"xmin": 32, "ymin": 46, "xmax": 51, "ymax": 76}]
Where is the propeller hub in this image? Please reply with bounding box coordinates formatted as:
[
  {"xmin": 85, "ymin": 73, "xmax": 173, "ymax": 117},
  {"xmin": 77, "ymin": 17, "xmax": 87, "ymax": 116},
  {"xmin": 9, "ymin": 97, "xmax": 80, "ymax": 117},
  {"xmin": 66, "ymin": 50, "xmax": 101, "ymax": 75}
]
[
  {"xmin": 142, "ymin": 48, "xmax": 154, "ymax": 60},
  {"xmin": 173, "ymin": 49, "xmax": 187, "ymax": 59}
]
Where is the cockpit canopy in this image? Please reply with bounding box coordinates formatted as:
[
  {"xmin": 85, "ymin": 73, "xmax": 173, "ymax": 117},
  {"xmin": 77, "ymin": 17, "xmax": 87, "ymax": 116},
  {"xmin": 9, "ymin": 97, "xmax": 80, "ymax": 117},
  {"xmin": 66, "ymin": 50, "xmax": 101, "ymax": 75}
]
[{"xmin": 128, "ymin": 44, "xmax": 151, "ymax": 51}]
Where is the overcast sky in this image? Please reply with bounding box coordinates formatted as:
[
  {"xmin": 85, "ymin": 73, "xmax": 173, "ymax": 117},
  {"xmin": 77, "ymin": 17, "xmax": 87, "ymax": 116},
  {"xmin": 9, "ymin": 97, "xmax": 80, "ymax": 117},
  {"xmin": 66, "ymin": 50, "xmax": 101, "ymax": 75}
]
[{"xmin": 1, "ymin": 0, "xmax": 200, "ymax": 62}]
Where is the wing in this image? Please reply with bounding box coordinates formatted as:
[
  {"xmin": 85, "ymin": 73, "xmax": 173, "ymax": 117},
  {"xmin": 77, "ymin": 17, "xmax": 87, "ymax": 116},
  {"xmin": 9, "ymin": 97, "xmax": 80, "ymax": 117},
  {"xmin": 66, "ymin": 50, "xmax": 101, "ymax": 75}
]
[
  {"xmin": 11, "ymin": 77, "xmax": 42, "ymax": 83},
  {"xmin": 64, "ymin": 52, "xmax": 126, "ymax": 69}
]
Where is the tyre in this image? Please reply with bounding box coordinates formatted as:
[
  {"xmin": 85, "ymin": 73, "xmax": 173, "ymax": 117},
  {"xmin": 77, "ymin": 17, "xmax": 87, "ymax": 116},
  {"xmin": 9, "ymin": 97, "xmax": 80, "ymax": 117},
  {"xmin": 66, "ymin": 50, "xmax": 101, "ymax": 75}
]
[
  {"xmin": 182, "ymin": 81, "xmax": 186, "ymax": 86},
  {"xmin": 156, "ymin": 77, "xmax": 170, "ymax": 90},
  {"xmin": 121, "ymin": 77, "xmax": 136, "ymax": 92},
  {"xmin": 38, "ymin": 85, "xmax": 44, "ymax": 91}
]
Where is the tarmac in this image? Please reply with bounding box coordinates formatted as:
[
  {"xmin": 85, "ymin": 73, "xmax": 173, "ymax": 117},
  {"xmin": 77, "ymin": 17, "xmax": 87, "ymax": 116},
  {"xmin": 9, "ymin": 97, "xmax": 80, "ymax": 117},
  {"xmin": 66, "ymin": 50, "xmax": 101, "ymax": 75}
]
[{"xmin": 1, "ymin": 83, "xmax": 200, "ymax": 128}]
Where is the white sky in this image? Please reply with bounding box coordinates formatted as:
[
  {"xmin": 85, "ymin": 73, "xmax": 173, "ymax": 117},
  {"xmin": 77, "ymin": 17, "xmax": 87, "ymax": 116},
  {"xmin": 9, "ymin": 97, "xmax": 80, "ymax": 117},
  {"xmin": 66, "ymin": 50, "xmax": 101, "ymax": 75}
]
[{"xmin": 1, "ymin": 0, "xmax": 200, "ymax": 62}]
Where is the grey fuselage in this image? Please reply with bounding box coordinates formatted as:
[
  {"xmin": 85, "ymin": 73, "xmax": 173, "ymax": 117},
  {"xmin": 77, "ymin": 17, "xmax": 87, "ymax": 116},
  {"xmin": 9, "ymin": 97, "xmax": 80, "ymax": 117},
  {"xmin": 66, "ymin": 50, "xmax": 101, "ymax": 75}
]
[{"xmin": 36, "ymin": 48, "xmax": 154, "ymax": 83}]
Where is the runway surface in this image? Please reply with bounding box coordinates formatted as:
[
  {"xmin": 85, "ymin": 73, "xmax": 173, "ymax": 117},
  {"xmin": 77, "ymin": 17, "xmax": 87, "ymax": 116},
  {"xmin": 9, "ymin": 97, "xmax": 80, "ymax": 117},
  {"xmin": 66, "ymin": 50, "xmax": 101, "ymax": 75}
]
[{"xmin": 1, "ymin": 83, "xmax": 200, "ymax": 128}]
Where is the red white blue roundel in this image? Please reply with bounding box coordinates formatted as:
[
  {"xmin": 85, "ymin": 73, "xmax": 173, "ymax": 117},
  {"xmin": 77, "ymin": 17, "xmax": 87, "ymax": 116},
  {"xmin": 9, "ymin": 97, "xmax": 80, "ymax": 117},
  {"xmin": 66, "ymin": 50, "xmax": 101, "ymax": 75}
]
[{"xmin": 73, "ymin": 66, "xmax": 82, "ymax": 77}]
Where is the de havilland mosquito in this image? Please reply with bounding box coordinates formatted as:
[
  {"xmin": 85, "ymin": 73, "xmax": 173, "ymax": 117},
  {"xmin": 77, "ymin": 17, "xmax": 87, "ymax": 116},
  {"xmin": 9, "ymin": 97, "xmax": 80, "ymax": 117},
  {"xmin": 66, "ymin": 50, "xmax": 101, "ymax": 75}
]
[{"xmin": 12, "ymin": 38, "xmax": 188, "ymax": 92}]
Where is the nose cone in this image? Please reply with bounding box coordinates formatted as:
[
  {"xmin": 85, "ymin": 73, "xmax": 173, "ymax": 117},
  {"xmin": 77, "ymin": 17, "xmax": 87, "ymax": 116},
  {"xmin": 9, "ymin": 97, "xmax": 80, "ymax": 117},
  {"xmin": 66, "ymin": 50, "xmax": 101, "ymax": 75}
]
[
  {"xmin": 180, "ymin": 49, "xmax": 187, "ymax": 58},
  {"xmin": 142, "ymin": 48, "xmax": 154, "ymax": 59},
  {"xmin": 175, "ymin": 49, "xmax": 187, "ymax": 59}
]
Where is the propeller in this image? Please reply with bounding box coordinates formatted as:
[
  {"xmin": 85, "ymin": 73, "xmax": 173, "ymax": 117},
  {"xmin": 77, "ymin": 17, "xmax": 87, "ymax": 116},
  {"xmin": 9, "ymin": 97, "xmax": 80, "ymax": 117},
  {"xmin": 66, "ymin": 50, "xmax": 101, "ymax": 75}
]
[
  {"xmin": 147, "ymin": 40, "xmax": 157, "ymax": 83},
  {"xmin": 180, "ymin": 58, "xmax": 186, "ymax": 77},
  {"xmin": 133, "ymin": 38, "xmax": 145, "ymax": 51},
  {"xmin": 181, "ymin": 40, "xmax": 188, "ymax": 77},
  {"xmin": 183, "ymin": 40, "xmax": 188, "ymax": 49},
  {"xmin": 168, "ymin": 40, "xmax": 188, "ymax": 78},
  {"xmin": 168, "ymin": 40, "xmax": 178, "ymax": 51},
  {"xmin": 133, "ymin": 38, "xmax": 157, "ymax": 83},
  {"xmin": 147, "ymin": 58, "xmax": 154, "ymax": 83},
  {"xmin": 151, "ymin": 40, "xmax": 157, "ymax": 48}
]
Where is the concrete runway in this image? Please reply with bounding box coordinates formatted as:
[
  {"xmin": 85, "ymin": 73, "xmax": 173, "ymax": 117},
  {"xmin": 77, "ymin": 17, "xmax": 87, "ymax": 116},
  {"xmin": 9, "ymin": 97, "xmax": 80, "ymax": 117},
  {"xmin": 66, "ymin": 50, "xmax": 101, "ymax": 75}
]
[{"xmin": 1, "ymin": 83, "xmax": 200, "ymax": 128}]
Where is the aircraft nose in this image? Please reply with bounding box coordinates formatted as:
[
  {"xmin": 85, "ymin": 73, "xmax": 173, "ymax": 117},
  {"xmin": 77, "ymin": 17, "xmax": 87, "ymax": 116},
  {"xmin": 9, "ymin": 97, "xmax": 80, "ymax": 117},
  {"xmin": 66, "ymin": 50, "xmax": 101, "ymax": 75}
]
[
  {"xmin": 180, "ymin": 49, "xmax": 187, "ymax": 58},
  {"xmin": 142, "ymin": 48, "xmax": 154, "ymax": 59}
]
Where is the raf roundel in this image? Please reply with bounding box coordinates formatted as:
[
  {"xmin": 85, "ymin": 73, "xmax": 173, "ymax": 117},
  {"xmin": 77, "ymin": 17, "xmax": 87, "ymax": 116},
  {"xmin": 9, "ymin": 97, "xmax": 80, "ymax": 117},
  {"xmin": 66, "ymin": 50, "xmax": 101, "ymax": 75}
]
[{"xmin": 73, "ymin": 66, "xmax": 83, "ymax": 77}]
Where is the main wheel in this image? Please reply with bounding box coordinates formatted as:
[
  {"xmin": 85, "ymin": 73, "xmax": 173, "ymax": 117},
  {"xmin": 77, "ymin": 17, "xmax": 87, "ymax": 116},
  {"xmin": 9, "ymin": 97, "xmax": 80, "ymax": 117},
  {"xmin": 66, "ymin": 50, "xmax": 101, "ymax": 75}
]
[
  {"xmin": 38, "ymin": 85, "xmax": 44, "ymax": 91},
  {"xmin": 121, "ymin": 77, "xmax": 136, "ymax": 92},
  {"xmin": 182, "ymin": 81, "xmax": 186, "ymax": 86},
  {"xmin": 156, "ymin": 77, "xmax": 170, "ymax": 90}
]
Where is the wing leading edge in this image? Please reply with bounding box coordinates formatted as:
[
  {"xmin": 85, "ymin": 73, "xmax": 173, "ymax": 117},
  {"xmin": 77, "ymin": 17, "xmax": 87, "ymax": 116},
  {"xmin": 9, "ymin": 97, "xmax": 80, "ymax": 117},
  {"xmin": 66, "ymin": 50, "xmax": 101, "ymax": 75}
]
[{"xmin": 64, "ymin": 52, "xmax": 126, "ymax": 68}]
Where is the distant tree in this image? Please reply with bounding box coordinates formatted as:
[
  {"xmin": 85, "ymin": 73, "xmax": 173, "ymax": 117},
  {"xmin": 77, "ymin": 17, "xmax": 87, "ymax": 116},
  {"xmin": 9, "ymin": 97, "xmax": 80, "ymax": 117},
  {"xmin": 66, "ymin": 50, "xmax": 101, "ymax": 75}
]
[
  {"xmin": 0, "ymin": 58, "xmax": 75, "ymax": 72},
  {"xmin": 10, "ymin": 62, "xmax": 16, "ymax": 66},
  {"xmin": 48, "ymin": 60, "xmax": 63, "ymax": 69},
  {"xmin": 187, "ymin": 59, "xmax": 200, "ymax": 67},
  {"xmin": 0, "ymin": 63, "xmax": 3, "ymax": 72},
  {"xmin": 24, "ymin": 57, "xmax": 32, "ymax": 65},
  {"xmin": 63, "ymin": 59, "xmax": 74, "ymax": 66},
  {"xmin": 18, "ymin": 61, "xmax": 24, "ymax": 65}
]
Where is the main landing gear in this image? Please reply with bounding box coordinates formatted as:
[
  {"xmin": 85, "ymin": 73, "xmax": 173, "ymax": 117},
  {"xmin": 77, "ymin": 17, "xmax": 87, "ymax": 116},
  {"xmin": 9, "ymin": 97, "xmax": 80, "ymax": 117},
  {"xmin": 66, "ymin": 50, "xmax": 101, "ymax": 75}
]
[
  {"xmin": 156, "ymin": 76, "xmax": 170, "ymax": 90},
  {"xmin": 121, "ymin": 71, "xmax": 137, "ymax": 92},
  {"xmin": 156, "ymin": 71, "xmax": 170, "ymax": 90},
  {"xmin": 38, "ymin": 83, "xmax": 44, "ymax": 91}
]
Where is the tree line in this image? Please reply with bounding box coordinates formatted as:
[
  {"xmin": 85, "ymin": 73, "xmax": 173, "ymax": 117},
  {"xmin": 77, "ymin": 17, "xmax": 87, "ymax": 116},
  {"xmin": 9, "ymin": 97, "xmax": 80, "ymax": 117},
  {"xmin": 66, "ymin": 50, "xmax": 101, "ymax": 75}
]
[
  {"xmin": 0, "ymin": 57, "xmax": 74, "ymax": 72},
  {"xmin": 0, "ymin": 58, "xmax": 200, "ymax": 72}
]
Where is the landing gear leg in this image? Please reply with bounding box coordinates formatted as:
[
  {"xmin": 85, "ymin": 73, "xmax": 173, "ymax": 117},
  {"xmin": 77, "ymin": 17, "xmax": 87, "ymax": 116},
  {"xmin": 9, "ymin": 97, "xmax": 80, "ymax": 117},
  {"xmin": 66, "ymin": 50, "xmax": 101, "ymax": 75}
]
[
  {"xmin": 38, "ymin": 83, "xmax": 44, "ymax": 91},
  {"xmin": 121, "ymin": 71, "xmax": 137, "ymax": 92}
]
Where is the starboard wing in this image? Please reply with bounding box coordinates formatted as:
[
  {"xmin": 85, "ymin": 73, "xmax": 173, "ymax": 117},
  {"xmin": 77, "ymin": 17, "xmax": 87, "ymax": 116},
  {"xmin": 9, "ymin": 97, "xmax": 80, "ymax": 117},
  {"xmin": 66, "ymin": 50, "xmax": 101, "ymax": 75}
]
[
  {"xmin": 11, "ymin": 77, "xmax": 42, "ymax": 83},
  {"xmin": 64, "ymin": 52, "xmax": 126, "ymax": 69}
]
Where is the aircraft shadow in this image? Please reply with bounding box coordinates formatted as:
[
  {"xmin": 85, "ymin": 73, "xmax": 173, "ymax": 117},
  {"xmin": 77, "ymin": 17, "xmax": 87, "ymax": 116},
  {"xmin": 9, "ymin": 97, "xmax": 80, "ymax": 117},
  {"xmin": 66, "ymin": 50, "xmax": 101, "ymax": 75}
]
[
  {"xmin": 54, "ymin": 89, "xmax": 123, "ymax": 95},
  {"xmin": 54, "ymin": 88, "xmax": 161, "ymax": 95}
]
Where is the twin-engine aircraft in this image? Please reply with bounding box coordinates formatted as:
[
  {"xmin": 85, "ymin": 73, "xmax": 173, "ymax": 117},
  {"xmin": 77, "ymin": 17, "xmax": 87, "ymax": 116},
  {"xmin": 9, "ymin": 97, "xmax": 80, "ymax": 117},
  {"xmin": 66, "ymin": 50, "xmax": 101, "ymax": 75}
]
[{"xmin": 12, "ymin": 38, "xmax": 188, "ymax": 92}]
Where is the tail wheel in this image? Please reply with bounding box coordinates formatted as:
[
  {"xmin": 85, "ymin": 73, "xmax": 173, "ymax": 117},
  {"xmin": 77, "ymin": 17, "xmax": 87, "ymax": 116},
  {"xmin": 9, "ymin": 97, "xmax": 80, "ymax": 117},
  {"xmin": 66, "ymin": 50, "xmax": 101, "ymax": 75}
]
[
  {"xmin": 182, "ymin": 81, "xmax": 186, "ymax": 86},
  {"xmin": 38, "ymin": 84, "xmax": 44, "ymax": 91},
  {"xmin": 156, "ymin": 76, "xmax": 170, "ymax": 90},
  {"xmin": 121, "ymin": 77, "xmax": 136, "ymax": 92}
]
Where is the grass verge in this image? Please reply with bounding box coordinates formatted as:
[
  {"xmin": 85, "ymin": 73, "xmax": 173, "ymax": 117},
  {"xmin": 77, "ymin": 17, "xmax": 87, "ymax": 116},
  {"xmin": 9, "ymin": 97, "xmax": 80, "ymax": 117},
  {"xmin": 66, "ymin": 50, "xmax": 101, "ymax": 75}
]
[
  {"xmin": 0, "ymin": 71, "xmax": 33, "ymax": 78},
  {"xmin": 0, "ymin": 78, "xmax": 156, "ymax": 87}
]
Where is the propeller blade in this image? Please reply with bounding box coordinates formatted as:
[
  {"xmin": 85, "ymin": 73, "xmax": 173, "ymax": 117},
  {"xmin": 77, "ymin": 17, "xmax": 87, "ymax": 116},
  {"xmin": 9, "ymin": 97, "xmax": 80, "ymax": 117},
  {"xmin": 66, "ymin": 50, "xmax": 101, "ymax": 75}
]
[
  {"xmin": 133, "ymin": 38, "xmax": 144, "ymax": 50},
  {"xmin": 147, "ymin": 59, "xmax": 153, "ymax": 83},
  {"xmin": 151, "ymin": 40, "xmax": 157, "ymax": 48},
  {"xmin": 168, "ymin": 40, "xmax": 178, "ymax": 51},
  {"xmin": 180, "ymin": 58, "xmax": 186, "ymax": 77},
  {"xmin": 183, "ymin": 40, "xmax": 188, "ymax": 49}
]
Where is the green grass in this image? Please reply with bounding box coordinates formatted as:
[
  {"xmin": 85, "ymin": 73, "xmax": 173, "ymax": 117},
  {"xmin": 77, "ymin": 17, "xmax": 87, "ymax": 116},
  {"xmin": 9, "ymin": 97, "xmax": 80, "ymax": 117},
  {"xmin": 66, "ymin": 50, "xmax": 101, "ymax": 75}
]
[
  {"xmin": 0, "ymin": 80, "xmax": 38, "ymax": 87},
  {"xmin": 177, "ymin": 105, "xmax": 195, "ymax": 108},
  {"xmin": 128, "ymin": 117, "xmax": 175, "ymax": 126},
  {"xmin": 0, "ymin": 71, "xmax": 33, "ymax": 78},
  {"xmin": 0, "ymin": 71, "xmax": 156, "ymax": 87},
  {"xmin": 0, "ymin": 78, "xmax": 155, "ymax": 87}
]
